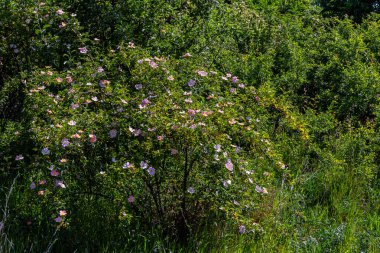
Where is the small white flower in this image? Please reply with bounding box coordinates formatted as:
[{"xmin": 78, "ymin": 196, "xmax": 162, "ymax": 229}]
[
  {"xmin": 109, "ymin": 129, "xmax": 117, "ymax": 138},
  {"xmin": 30, "ymin": 182, "xmax": 36, "ymax": 190},
  {"xmin": 41, "ymin": 148, "xmax": 50, "ymax": 155},
  {"xmin": 140, "ymin": 161, "xmax": 148, "ymax": 169},
  {"xmin": 222, "ymin": 180, "xmax": 231, "ymax": 187},
  {"xmin": 239, "ymin": 225, "xmax": 246, "ymax": 234},
  {"xmin": 15, "ymin": 154, "xmax": 24, "ymax": 161},
  {"xmin": 56, "ymin": 9, "xmax": 64, "ymax": 15},
  {"xmin": 78, "ymin": 47, "xmax": 88, "ymax": 54}
]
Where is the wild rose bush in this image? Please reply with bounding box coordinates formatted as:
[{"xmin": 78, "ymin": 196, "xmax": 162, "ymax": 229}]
[
  {"xmin": 0, "ymin": 1, "xmax": 88, "ymax": 74},
  {"xmin": 17, "ymin": 43, "xmax": 307, "ymax": 241}
]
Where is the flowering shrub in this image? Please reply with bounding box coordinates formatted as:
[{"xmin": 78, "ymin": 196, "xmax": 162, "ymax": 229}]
[
  {"xmin": 18, "ymin": 43, "xmax": 308, "ymax": 240},
  {"xmin": 1, "ymin": 1, "xmax": 380, "ymax": 252}
]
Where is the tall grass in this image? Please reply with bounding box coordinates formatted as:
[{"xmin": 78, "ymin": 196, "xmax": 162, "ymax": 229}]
[{"xmin": 1, "ymin": 175, "xmax": 18, "ymax": 253}]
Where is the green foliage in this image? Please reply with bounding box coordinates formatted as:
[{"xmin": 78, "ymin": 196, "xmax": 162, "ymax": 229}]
[
  {"xmin": 317, "ymin": 0, "xmax": 380, "ymax": 22},
  {"xmin": 1, "ymin": 0, "xmax": 380, "ymax": 252},
  {"xmin": 15, "ymin": 44, "xmax": 305, "ymax": 248}
]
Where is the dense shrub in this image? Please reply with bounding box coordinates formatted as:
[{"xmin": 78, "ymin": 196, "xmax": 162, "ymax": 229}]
[
  {"xmin": 1, "ymin": 0, "xmax": 380, "ymax": 252},
  {"xmin": 14, "ymin": 44, "xmax": 309, "ymax": 245}
]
